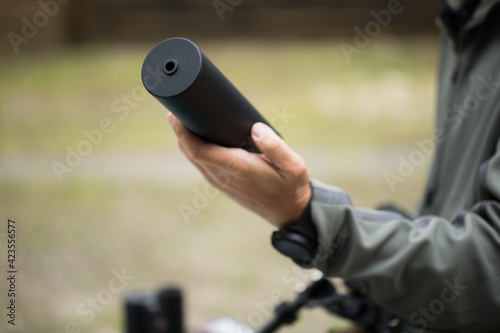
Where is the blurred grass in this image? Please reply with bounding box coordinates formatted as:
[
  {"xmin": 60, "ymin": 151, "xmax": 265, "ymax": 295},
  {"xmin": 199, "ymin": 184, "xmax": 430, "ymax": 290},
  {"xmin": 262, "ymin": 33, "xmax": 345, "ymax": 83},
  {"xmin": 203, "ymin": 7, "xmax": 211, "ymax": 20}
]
[{"xmin": 0, "ymin": 37, "xmax": 437, "ymax": 332}]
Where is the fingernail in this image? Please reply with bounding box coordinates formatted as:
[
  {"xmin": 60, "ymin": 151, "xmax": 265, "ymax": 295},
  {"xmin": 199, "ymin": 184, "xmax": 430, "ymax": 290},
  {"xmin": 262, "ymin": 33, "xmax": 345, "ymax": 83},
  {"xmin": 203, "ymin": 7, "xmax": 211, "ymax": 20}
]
[
  {"xmin": 252, "ymin": 122, "xmax": 269, "ymax": 140},
  {"xmin": 167, "ymin": 112, "xmax": 175, "ymax": 126}
]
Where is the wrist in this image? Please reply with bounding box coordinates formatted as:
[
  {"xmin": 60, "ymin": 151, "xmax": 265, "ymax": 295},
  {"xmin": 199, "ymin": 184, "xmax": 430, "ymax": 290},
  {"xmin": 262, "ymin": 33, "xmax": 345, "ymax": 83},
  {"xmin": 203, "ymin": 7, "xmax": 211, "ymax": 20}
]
[
  {"xmin": 279, "ymin": 181, "xmax": 312, "ymax": 229},
  {"xmin": 271, "ymin": 183, "xmax": 318, "ymax": 263}
]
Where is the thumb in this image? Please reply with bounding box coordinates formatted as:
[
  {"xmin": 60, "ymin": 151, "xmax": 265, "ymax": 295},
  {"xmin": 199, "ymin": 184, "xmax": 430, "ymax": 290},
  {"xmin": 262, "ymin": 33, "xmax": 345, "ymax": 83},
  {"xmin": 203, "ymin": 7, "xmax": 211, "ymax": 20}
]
[{"xmin": 251, "ymin": 122, "xmax": 299, "ymax": 173}]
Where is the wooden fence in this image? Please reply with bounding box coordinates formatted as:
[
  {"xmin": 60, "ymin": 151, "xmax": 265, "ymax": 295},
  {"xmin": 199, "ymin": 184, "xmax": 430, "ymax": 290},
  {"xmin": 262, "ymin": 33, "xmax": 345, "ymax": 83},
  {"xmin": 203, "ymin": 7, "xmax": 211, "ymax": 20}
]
[{"xmin": 1, "ymin": 0, "xmax": 443, "ymax": 53}]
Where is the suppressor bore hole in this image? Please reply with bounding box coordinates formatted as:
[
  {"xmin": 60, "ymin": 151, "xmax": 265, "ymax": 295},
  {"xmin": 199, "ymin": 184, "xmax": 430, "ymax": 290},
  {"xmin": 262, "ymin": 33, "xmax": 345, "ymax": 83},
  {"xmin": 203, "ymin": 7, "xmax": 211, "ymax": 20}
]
[{"xmin": 164, "ymin": 59, "xmax": 178, "ymax": 75}]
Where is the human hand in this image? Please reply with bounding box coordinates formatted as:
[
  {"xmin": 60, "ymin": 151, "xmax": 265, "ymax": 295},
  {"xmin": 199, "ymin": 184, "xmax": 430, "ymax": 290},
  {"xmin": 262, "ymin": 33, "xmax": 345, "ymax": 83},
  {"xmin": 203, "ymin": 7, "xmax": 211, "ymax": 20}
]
[{"xmin": 167, "ymin": 112, "xmax": 311, "ymax": 229}]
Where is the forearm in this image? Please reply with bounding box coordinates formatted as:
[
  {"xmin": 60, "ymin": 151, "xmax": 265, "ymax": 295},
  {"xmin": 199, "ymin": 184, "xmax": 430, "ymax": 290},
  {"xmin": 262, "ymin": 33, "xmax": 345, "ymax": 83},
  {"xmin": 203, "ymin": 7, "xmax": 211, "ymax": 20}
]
[{"xmin": 298, "ymin": 179, "xmax": 500, "ymax": 332}]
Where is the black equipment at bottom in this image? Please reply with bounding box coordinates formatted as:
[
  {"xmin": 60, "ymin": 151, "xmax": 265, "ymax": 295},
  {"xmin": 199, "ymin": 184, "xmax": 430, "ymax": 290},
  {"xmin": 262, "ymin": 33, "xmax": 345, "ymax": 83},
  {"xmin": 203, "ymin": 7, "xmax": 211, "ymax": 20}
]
[
  {"xmin": 125, "ymin": 287, "xmax": 184, "ymax": 333},
  {"xmin": 124, "ymin": 276, "xmax": 401, "ymax": 333}
]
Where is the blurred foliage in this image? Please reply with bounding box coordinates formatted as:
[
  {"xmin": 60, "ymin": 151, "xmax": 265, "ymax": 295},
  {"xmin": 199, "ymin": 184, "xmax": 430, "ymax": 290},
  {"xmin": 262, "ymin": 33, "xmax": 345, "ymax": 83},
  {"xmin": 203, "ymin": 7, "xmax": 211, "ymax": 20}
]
[{"xmin": 0, "ymin": 37, "xmax": 437, "ymax": 333}]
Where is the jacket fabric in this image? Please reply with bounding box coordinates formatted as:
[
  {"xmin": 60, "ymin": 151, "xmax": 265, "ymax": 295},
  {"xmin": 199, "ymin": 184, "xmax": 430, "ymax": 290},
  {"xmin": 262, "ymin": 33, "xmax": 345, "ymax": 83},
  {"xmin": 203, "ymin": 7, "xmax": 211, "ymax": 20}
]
[{"xmin": 298, "ymin": 1, "xmax": 500, "ymax": 332}]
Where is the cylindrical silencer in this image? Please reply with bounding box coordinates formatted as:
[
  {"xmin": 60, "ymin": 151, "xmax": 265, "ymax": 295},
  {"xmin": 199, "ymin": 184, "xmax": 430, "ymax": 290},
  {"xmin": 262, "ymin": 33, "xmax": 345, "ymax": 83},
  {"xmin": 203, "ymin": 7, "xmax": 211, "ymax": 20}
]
[{"xmin": 141, "ymin": 38, "xmax": 278, "ymax": 152}]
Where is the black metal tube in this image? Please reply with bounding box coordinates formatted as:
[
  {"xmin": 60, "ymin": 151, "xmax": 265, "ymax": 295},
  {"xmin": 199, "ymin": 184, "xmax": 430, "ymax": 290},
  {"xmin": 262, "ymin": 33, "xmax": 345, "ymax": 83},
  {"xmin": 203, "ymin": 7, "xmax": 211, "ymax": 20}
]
[
  {"xmin": 142, "ymin": 37, "xmax": 278, "ymax": 153},
  {"xmin": 157, "ymin": 287, "xmax": 184, "ymax": 333},
  {"xmin": 125, "ymin": 292, "xmax": 155, "ymax": 333}
]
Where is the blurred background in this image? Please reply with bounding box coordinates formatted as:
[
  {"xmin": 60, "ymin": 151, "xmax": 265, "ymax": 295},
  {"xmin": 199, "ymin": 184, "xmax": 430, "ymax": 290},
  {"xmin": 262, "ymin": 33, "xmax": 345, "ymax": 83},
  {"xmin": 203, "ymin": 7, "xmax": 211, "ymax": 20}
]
[{"xmin": 1, "ymin": 0, "xmax": 441, "ymax": 332}]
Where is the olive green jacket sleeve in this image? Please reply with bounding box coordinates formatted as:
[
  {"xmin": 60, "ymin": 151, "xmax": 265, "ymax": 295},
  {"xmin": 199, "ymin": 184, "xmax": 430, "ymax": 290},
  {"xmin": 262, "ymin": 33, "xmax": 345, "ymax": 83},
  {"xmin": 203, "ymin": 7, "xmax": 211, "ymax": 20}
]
[
  {"xmin": 302, "ymin": 169, "xmax": 500, "ymax": 332},
  {"xmin": 293, "ymin": 2, "xmax": 500, "ymax": 332}
]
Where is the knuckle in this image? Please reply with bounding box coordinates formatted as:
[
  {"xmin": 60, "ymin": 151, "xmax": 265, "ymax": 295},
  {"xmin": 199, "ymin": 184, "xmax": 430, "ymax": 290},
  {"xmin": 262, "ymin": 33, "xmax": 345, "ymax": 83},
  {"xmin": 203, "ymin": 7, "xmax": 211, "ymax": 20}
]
[
  {"xmin": 287, "ymin": 166, "xmax": 302, "ymax": 179},
  {"xmin": 287, "ymin": 156, "xmax": 307, "ymax": 179}
]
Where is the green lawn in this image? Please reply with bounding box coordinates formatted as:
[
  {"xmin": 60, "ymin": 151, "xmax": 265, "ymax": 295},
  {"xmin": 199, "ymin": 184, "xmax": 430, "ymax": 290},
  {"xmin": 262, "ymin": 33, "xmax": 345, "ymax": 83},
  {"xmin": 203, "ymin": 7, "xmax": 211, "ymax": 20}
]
[{"xmin": 0, "ymin": 37, "xmax": 438, "ymax": 332}]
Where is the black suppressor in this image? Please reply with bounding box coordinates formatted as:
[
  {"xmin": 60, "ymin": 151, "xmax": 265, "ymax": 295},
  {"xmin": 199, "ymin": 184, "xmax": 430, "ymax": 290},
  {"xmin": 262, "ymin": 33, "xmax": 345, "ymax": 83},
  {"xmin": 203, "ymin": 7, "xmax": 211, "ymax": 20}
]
[{"xmin": 141, "ymin": 37, "xmax": 278, "ymax": 152}]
